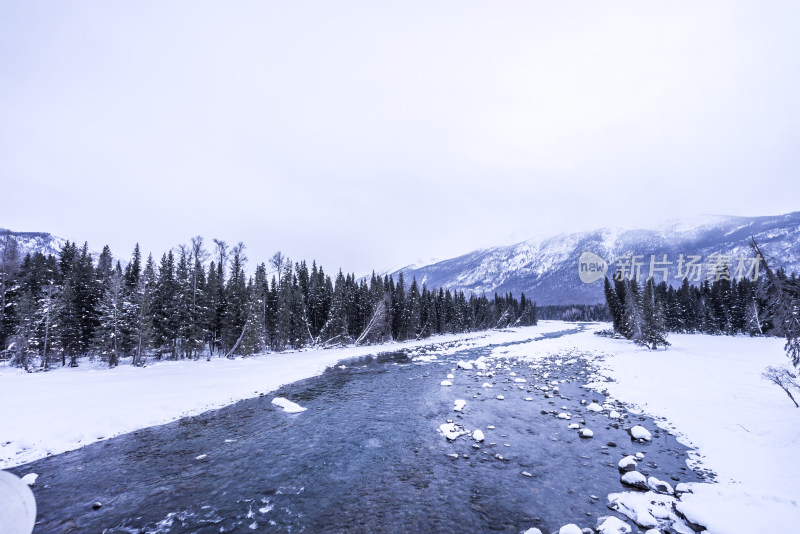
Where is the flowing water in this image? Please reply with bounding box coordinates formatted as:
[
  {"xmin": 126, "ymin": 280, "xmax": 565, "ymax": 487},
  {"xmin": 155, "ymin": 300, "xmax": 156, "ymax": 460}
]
[{"xmin": 12, "ymin": 328, "xmax": 706, "ymax": 533}]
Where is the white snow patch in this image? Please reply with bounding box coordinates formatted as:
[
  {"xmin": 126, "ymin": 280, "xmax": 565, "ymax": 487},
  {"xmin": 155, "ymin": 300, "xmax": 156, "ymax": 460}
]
[
  {"xmin": 439, "ymin": 423, "xmax": 465, "ymax": 441},
  {"xmin": 271, "ymin": 397, "xmax": 307, "ymax": 413}
]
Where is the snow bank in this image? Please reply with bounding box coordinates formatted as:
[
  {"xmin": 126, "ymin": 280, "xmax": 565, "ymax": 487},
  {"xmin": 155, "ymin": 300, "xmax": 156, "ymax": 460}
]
[
  {"xmin": 494, "ymin": 323, "xmax": 800, "ymax": 533},
  {"xmin": 0, "ymin": 322, "xmax": 567, "ymax": 469}
]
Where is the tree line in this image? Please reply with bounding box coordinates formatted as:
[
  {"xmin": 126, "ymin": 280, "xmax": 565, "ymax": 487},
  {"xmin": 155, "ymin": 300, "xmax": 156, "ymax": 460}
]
[
  {"xmin": 537, "ymin": 304, "xmax": 610, "ymax": 322},
  {"xmin": 603, "ymin": 247, "xmax": 800, "ymax": 355},
  {"xmin": 0, "ymin": 236, "xmax": 538, "ymax": 370}
]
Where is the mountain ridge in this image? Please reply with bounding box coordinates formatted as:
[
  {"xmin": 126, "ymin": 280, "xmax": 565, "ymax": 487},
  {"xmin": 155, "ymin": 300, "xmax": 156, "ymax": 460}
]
[{"xmin": 392, "ymin": 211, "xmax": 800, "ymax": 306}]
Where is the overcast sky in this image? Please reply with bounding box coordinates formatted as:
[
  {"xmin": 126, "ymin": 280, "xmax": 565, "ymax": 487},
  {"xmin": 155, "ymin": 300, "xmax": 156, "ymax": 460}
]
[{"xmin": 2, "ymin": 1, "xmax": 799, "ymax": 275}]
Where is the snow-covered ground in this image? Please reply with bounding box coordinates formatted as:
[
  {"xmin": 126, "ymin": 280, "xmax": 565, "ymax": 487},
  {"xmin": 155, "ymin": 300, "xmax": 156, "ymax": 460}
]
[
  {"xmin": 0, "ymin": 321, "xmax": 570, "ymax": 470},
  {"xmin": 495, "ymin": 324, "xmax": 800, "ymax": 533}
]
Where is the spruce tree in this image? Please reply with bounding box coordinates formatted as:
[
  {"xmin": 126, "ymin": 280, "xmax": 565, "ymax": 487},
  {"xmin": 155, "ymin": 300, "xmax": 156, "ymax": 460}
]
[{"xmin": 641, "ymin": 278, "xmax": 669, "ymax": 349}]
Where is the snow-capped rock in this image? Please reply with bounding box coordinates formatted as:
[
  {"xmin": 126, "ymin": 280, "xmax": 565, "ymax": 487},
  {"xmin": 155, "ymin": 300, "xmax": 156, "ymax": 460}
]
[
  {"xmin": 440, "ymin": 380, "xmax": 453, "ymax": 386},
  {"xmin": 630, "ymin": 425, "xmax": 652, "ymax": 442},
  {"xmin": 607, "ymin": 491, "xmax": 675, "ymax": 530},
  {"xmin": 558, "ymin": 524, "xmax": 583, "ymax": 534},
  {"xmin": 579, "ymin": 428, "xmax": 594, "ymax": 438},
  {"xmin": 496, "ymin": 395, "xmax": 505, "ymax": 400},
  {"xmin": 587, "ymin": 402, "xmax": 603, "ymax": 412},
  {"xmin": 618, "ymin": 455, "xmax": 638, "ymax": 472},
  {"xmin": 473, "ymin": 429, "xmax": 485, "ymax": 442},
  {"xmin": 596, "ymin": 515, "xmax": 632, "ymax": 534},
  {"xmin": 457, "ymin": 360, "xmax": 473, "ymax": 370},
  {"xmin": 647, "ymin": 477, "xmax": 674, "ymax": 495},
  {"xmin": 20, "ymin": 474, "xmax": 37, "ymax": 486},
  {"xmin": 620, "ymin": 471, "xmax": 648, "ymax": 490},
  {"xmin": 453, "ymin": 399, "xmax": 467, "ymax": 412}
]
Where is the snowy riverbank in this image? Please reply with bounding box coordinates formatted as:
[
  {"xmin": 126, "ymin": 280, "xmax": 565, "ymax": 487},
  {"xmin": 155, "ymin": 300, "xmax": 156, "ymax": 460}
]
[
  {"xmin": 494, "ymin": 324, "xmax": 800, "ymax": 533},
  {"xmin": 0, "ymin": 322, "xmax": 570, "ymax": 470},
  {"xmin": 3, "ymin": 321, "xmax": 797, "ymax": 532}
]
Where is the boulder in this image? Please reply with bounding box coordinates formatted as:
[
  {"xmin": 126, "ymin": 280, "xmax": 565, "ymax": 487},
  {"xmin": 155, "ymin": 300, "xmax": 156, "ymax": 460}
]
[
  {"xmin": 618, "ymin": 455, "xmax": 638, "ymax": 472},
  {"xmin": 596, "ymin": 515, "xmax": 632, "ymax": 534},
  {"xmin": 620, "ymin": 471, "xmax": 648, "ymax": 490},
  {"xmin": 630, "ymin": 426, "xmax": 652, "ymax": 442}
]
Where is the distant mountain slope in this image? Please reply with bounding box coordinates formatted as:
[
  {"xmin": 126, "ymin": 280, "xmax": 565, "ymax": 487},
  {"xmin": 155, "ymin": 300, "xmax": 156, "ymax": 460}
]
[
  {"xmin": 393, "ymin": 212, "xmax": 800, "ymax": 305},
  {"xmin": 0, "ymin": 228, "xmax": 67, "ymax": 261}
]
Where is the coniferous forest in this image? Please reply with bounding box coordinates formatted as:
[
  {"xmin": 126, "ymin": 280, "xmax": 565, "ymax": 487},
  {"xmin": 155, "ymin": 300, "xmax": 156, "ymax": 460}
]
[
  {"xmin": 603, "ymin": 261, "xmax": 800, "ymax": 352},
  {"xmin": 0, "ymin": 237, "xmax": 538, "ymax": 370}
]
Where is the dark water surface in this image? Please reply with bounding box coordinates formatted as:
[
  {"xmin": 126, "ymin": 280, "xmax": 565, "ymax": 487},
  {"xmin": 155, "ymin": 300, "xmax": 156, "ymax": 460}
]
[{"xmin": 12, "ymin": 329, "xmax": 705, "ymax": 533}]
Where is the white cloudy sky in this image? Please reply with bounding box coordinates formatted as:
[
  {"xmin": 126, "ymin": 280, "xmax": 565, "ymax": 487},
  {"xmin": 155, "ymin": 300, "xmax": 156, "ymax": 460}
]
[{"xmin": 2, "ymin": 1, "xmax": 799, "ymax": 274}]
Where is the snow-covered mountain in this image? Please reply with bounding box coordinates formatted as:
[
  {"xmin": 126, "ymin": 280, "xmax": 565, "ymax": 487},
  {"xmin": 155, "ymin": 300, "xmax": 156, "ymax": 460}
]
[
  {"xmin": 0, "ymin": 228, "xmax": 67, "ymax": 261},
  {"xmin": 393, "ymin": 212, "xmax": 800, "ymax": 305}
]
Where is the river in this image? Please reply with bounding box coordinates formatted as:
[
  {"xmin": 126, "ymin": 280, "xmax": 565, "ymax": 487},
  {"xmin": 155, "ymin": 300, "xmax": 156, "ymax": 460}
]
[{"xmin": 12, "ymin": 328, "xmax": 705, "ymax": 533}]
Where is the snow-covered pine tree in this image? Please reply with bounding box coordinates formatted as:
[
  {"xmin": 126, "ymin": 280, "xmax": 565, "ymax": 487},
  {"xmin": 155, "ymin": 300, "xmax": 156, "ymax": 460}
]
[
  {"xmin": 751, "ymin": 238, "xmax": 800, "ymax": 368},
  {"xmin": 222, "ymin": 243, "xmax": 249, "ymax": 356},
  {"xmin": 92, "ymin": 266, "xmax": 125, "ymax": 367},
  {"xmin": 603, "ymin": 277, "xmax": 623, "ymax": 334},
  {"xmin": 623, "ymin": 279, "xmax": 644, "ymax": 342},
  {"xmin": 152, "ymin": 251, "xmax": 179, "ymax": 359},
  {"xmin": 641, "ymin": 278, "xmax": 669, "ymax": 349},
  {"xmin": 405, "ymin": 277, "xmax": 422, "ymax": 339},
  {"xmin": 130, "ymin": 254, "xmax": 156, "ymax": 366},
  {"xmin": 319, "ymin": 270, "xmax": 349, "ymax": 346}
]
